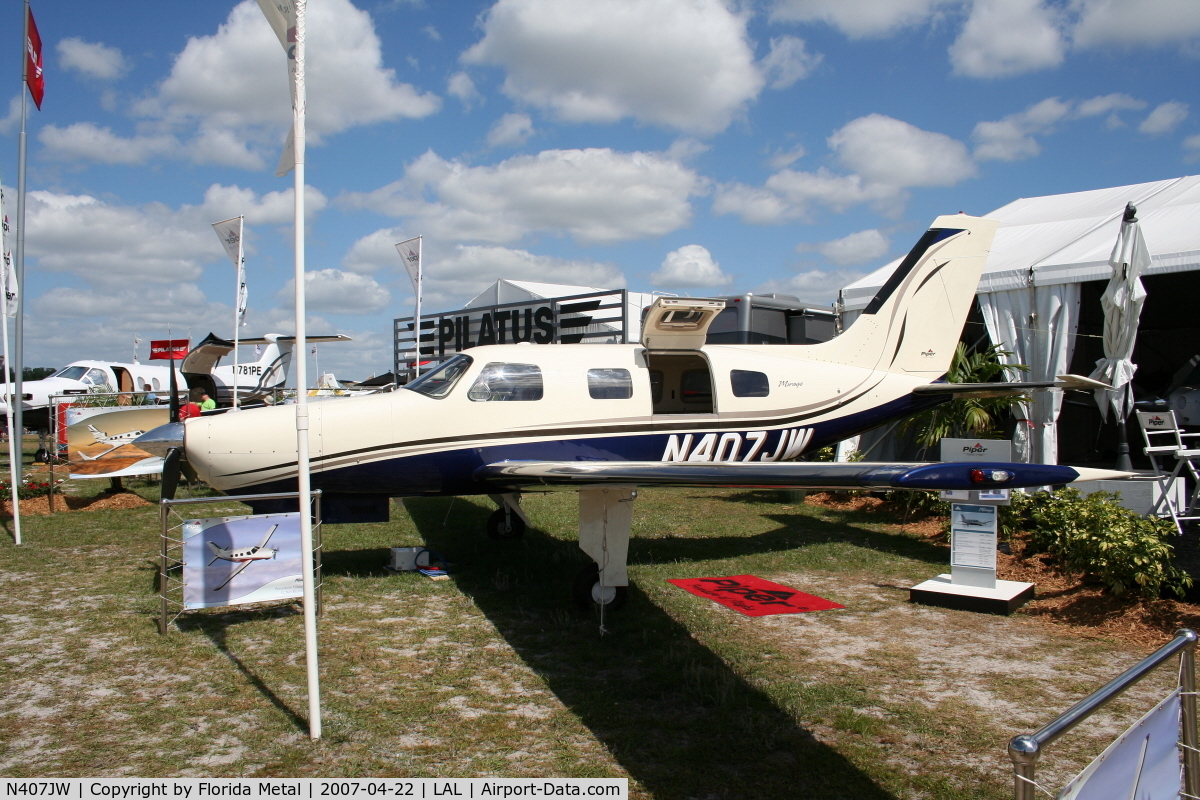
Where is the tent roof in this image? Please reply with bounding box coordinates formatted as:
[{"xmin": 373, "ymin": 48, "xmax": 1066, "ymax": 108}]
[{"xmin": 840, "ymin": 175, "xmax": 1200, "ymax": 311}]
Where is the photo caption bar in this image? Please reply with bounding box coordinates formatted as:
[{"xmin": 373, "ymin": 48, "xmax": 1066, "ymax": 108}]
[{"xmin": 1, "ymin": 781, "xmax": 627, "ymax": 800}]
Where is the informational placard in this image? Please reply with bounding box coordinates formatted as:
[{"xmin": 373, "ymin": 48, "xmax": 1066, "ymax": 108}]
[
  {"xmin": 950, "ymin": 503, "xmax": 997, "ymax": 569},
  {"xmin": 182, "ymin": 513, "xmax": 303, "ymax": 608}
]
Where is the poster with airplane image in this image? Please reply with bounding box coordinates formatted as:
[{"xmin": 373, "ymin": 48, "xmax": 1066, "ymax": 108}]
[
  {"xmin": 182, "ymin": 513, "xmax": 304, "ymax": 609},
  {"xmin": 64, "ymin": 406, "xmax": 170, "ymax": 478}
]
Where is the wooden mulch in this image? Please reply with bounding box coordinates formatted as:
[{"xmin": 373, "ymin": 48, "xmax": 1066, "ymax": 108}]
[
  {"xmin": 804, "ymin": 491, "xmax": 1200, "ymax": 648},
  {"xmin": 0, "ymin": 491, "xmax": 153, "ymax": 516}
]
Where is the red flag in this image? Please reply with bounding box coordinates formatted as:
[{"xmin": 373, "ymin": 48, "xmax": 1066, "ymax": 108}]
[
  {"xmin": 25, "ymin": 6, "xmax": 45, "ymax": 110},
  {"xmin": 149, "ymin": 339, "xmax": 190, "ymax": 360}
]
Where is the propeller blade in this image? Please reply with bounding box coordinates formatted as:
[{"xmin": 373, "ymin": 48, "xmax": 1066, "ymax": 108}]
[{"xmin": 161, "ymin": 447, "xmax": 183, "ymax": 501}]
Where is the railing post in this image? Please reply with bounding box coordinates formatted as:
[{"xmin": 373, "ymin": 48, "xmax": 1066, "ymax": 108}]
[
  {"xmin": 1008, "ymin": 734, "xmax": 1040, "ymax": 800},
  {"xmin": 1181, "ymin": 629, "xmax": 1200, "ymax": 798}
]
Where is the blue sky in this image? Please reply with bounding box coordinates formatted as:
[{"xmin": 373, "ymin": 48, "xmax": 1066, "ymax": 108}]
[{"xmin": 0, "ymin": 0, "xmax": 1197, "ymax": 380}]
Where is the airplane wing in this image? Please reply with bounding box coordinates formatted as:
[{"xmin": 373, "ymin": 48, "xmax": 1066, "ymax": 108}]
[
  {"xmin": 912, "ymin": 374, "xmax": 1110, "ymax": 398},
  {"xmin": 255, "ymin": 524, "xmax": 279, "ymax": 550},
  {"xmin": 213, "ymin": 559, "xmax": 254, "ymax": 591},
  {"xmin": 475, "ymin": 460, "xmax": 1128, "ymax": 492}
]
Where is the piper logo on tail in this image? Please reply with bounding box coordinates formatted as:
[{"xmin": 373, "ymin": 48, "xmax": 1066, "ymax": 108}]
[{"xmin": 662, "ymin": 427, "xmax": 812, "ymax": 463}]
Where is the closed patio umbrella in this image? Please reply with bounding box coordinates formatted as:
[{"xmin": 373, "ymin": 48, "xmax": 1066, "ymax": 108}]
[{"xmin": 1089, "ymin": 202, "xmax": 1149, "ymax": 470}]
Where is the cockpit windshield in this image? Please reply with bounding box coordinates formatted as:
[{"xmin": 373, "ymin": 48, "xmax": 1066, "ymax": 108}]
[
  {"xmin": 54, "ymin": 366, "xmax": 89, "ymax": 381},
  {"xmin": 403, "ymin": 354, "xmax": 474, "ymax": 399}
]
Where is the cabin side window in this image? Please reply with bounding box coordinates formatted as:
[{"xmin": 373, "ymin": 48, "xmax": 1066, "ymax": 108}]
[
  {"xmin": 730, "ymin": 370, "xmax": 769, "ymax": 397},
  {"xmin": 467, "ymin": 363, "xmax": 544, "ymax": 402},
  {"xmin": 587, "ymin": 368, "xmax": 632, "ymax": 399},
  {"xmin": 404, "ymin": 354, "xmax": 474, "ymax": 399}
]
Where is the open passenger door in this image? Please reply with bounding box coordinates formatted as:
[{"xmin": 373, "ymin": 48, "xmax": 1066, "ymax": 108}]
[{"xmin": 640, "ymin": 298, "xmax": 725, "ymax": 350}]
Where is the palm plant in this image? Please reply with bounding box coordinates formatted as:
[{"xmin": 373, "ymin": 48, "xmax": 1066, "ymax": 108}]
[{"xmin": 902, "ymin": 341, "xmax": 1028, "ymax": 448}]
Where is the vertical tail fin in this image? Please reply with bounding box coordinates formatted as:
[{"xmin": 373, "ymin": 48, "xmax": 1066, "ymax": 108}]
[{"xmin": 817, "ymin": 214, "xmax": 997, "ymax": 377}]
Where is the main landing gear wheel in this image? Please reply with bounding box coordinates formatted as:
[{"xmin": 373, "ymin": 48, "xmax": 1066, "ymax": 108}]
[
  {"xmin": 486, "ymin": 508, "xmax": 526, "ymax": 540},
  {"xmin": 573, "ymin": 563, "xmax": 628, "ymax": 612}
]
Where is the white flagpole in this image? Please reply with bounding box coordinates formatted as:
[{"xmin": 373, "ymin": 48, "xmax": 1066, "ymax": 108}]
[
  {"xmin": 0, "ymin": 175, "xmax": 21, "ymax": 546},
  {"xmin": 291, "ymin": 0, "xmax": 320, "ymax": 742},
  {"xmin": 14, "ymin": 0, "xmax": 30, "ymax": 483},
  {"xmin": 415, "ymin": 236, "xmax": 422, "ymax": 375},
  {"xmin": 234, "ymin": 215, "xmax": 244, "ymax": 409}
]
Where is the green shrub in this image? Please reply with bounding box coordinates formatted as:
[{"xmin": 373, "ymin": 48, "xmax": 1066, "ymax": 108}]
[{"xmin": 1019, "ymin": 488, "xmax": 1190, "ymax": 598}]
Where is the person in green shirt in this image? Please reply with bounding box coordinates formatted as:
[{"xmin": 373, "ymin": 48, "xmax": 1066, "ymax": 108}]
[{"xmin": 199, "ymin": 391, "xmax": 217, "ymax": 411}]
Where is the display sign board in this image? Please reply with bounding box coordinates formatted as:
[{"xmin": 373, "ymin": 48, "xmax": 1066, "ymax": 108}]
[
  {"xmin": 182, "ymin": 513, "xmax": 304, "ymax": 609},
  {"xmin": 950, "ymin": 503, "xmax": 998, "ymax": 569},
  {"xmin": 64, "ymin": 405, "xmax": 169, "ymax": 479},
  {"xmin": 394, "ymin": 289, "xmax": 630, "ymax": 381},
  {"xmin": 149, "ymin": 339, "xmax": 190, "ymax": 360}
]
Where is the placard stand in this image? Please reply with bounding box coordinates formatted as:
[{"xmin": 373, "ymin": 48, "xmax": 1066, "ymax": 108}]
[
  {"xmin": 909, "ymin": 439, "xmax": 1034, "ymax": 615},
  {"xmin": 158, "ymin": 489, "xmax": 323, "ymax": 634}
]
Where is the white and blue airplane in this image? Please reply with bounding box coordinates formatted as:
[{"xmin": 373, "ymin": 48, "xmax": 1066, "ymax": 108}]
[{"xmin": 123, "ymin": 214, "xmax": 1124, "ymax": 610}]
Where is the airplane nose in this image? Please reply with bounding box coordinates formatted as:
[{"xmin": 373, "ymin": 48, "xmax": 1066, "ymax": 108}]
[{"xmin": 132, "ymin": 422, "xmax": 185, "ymax": 457}]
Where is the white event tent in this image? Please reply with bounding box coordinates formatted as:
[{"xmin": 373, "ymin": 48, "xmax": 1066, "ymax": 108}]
[{"xmin": 838, "ymin": 175, "xmax": 1200, "ymax": 465}]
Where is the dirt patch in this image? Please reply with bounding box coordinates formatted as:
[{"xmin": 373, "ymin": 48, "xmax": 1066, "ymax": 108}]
[
  {"xmin": 0, "ymin": 491, "xmax": 153, "ymax": 516},
  {"xmin": 804, "ymin": 491, "xmax": 1200, "ymax": 649}
]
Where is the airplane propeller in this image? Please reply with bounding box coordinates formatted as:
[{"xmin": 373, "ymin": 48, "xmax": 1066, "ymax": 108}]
[{"xmin": 161, "ymin": 447, "xmax": 183, "ymax": 501}]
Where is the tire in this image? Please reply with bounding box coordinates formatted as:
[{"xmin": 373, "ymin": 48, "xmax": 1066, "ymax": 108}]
[
  {"xmin": 486, "ymin": 508, "xmax": 526, "ymax": 539},
  {"xmin": 572, "ymin": 563, "xmax": 628, "ymax": 612}
]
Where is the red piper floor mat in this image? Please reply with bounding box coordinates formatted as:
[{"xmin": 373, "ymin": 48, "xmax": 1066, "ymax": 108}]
[{"xmin": 668, "ymin": 575, "xmax": 845, "ymax": 617}]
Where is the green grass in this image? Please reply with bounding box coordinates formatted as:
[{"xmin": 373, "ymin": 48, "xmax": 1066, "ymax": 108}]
[{"xmin": 0, "ymin": 469, "xmax": 1177, "ymax": 798}]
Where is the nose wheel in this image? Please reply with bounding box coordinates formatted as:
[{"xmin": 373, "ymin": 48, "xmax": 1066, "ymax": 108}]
[
  {"xmin": 486, "ymin": 508, "xmax": 526, "ymax": 539},
  {"xmin": 573, "ymin": 563, "xmax": 628, "ymax": 611}
]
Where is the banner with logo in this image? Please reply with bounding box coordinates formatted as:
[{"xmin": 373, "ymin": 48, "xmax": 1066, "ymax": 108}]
[
  {"xmin": 182, "ymin": 513, "xmax": 304, "ymax": 609},
  {"xmin": 149, "ymin": 339, "xmax": 189, "ymax": 360},
  {"xmin": 668, "ymin": 575, "xmax": 844, "ymax": 617}
]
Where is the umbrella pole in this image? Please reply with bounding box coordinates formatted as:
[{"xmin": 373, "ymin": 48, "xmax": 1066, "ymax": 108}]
[{"xmin": 1115, "ymin": 415, "xmax": 1133, "ymax": 472}]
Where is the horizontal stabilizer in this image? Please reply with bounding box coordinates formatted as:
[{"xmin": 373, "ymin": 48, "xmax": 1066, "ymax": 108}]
[
  {"xmin": 476, "ymin": 460, "xmax": 1133, "ymax": 492},
  {"xmin": 913, "ymin": 374, "xmax": 1111, "ymax": 398}
]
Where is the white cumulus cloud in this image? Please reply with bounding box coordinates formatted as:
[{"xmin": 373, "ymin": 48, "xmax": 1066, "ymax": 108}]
[
  {"xmin": 57, "ymin": 0, "xmax": 440, "ymax": 169},
  {"xmin": 279, "ymin": 270, "xmax": 392, "ymax": 314},
  {"xmin": 715, "ymin": 115, "xmax": 974, "ymax": 223},
  {"xmin": 1072, "ymin": 0, "xmax": 1200, "ymax": 49},
  {"xmin": 972, "ymin": 97, "xmax": 1071, "ymax": 161},
  {"xmin": 1139, "ymin": 101, "xmax": 1189, "ymax": 135},
  {"xmin": 816, "ymin": 229, "xmax": 891, "ymax": 265},
  {"xmin": 828, "ymin": 114, "xmax": 977, "ymax": 187},
  {"xmin": 487, "ymin": 113, "xmax": 534, "ymax": 148},
  {"xmin": 461, "ymin": 0, "xmax": 764, "ymax": 135},
  {"xmin": 949, "ymin": 0, "xmax": 1065, "ymax": 78},
  {"xmin": 339, "ymin": 147, "xmax": 704, "ymax": 246},
  {"xmin": 761, "ymin": 36, "xmax": 822, "ymax": 89},
  {"xmin": 651, "ymin": 245, "xmax": 732, "ymax": 289},
  {"xmin": 57, "ymin": 38, "xmax": 128, "ymax": 80},
  {"xmin": 769, "ymin": 0, "xmax": 953, "ymax": 38}
]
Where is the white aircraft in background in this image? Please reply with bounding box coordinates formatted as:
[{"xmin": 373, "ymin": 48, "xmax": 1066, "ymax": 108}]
[
  {"xmin": 73, "ymin": 424, "xmax": 149, "ymax": 461},
  {"xmin": 118, "ymin": 214, "xmax": 1124, "ymax": 610},
  {"xmin": 0, "ymin": 333, "xmax": 351, "ymax": 430},
  {"xmin": 206, "ymin": 524, "xmax": 279, "ymax": 591}
]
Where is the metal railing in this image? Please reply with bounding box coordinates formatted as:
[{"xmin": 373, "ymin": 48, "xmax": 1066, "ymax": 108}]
[
  {"xmin": 1008, "ymin": 628, "xmax": 1199, "ymax": 799},
  {"xmin": 158, "ymin": 489, "xmax": 323, "ymax": 634}
]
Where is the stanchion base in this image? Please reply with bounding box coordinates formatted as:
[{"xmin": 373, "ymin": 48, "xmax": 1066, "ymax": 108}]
[{"xmin": 910, "ymin": 574, "xmax": 1035, "ymax": 615}]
